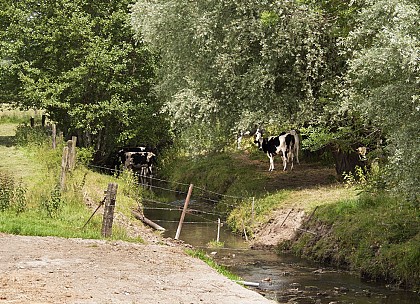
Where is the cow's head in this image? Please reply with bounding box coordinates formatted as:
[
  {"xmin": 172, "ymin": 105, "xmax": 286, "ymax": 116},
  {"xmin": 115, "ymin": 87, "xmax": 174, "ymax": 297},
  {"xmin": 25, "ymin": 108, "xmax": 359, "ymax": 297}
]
[{"xmin": 254, "ymin": 128, "xmax": 264, "ymax": 150}]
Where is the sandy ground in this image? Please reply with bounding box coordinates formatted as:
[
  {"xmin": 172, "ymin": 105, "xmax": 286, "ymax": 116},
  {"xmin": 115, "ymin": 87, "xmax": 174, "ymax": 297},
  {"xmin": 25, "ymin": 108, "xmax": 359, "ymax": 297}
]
[{"xmin": 0, "ymin": 234, "xmax": 276, "ymax": 304}]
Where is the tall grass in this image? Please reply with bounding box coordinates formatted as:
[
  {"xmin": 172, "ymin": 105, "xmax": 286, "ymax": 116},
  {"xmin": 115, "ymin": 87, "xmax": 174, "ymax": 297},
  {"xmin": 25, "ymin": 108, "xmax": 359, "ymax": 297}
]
[{"xmin": 0, "ymin": 121, "xmax": 147, "ymax": 242}]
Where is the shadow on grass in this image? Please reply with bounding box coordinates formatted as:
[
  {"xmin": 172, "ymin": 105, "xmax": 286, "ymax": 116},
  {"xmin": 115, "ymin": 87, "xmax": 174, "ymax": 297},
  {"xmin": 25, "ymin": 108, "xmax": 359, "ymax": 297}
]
[{"xmin": 0, "ymin": 136, "xmax": 15, "ymax": 147}]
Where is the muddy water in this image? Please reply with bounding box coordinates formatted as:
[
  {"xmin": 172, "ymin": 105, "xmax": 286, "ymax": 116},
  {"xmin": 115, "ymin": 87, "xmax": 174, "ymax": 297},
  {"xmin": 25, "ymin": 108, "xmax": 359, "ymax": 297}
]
[{"xmin": 142, "ymin": 199, "xmax": 420, "ymax": 304}]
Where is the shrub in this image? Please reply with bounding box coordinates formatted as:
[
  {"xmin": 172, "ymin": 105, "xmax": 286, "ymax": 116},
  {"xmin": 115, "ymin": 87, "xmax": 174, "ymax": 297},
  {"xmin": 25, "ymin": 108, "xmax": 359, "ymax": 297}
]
[
  {"xmin": 14, "ymin": 124, "xmax": 50, "ymax": 146},
  {"xmin": 40, "ymin": 185, "xmax": 64, "ymax": 218}
]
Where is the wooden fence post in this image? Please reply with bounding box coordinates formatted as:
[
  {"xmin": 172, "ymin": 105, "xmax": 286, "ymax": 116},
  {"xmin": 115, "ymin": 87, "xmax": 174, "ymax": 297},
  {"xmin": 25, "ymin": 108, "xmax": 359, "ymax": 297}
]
[
  {"xmin": 69, "ymin": 136, "xmax": 77, "ymax": 170},
  {"xmin": 52, "ymin": 124, "xmax": 57, "ymax": 149},
  {"xmin": 60, "ymin": 146, "xmax": 69, "ymax": 191},
  {"xmin": 217, "ymin": 218, "xmax": 221, "ymax": 243},
  {"xmin": 251, "ymin": 197, "xmax": 255, "ymax": 227},
  {"xmin": 175, "ymin": 184, "xmax": 193, "ymax": 240},
  {"xmin": 101, "ymin": 183, "xmax": 118, "ymax": 237},
  {"xmin": 41, "ymin": 114, "xmax": 46, "ymax": 127},
  {"xmin": 30, "ymin": 117, "xmax": 35, "ymax": 127}
]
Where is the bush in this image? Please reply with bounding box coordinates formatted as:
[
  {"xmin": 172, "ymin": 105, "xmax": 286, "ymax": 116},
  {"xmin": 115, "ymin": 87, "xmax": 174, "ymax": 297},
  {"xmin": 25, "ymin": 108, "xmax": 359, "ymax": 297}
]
[
  {"xmin": 14, "ymin": 124, "xmax": 50, "ymax": 146},
  {"xmin": 40, "ymin": 185, "xmax": 64, "ymax": 218},
  {"xmin": 0, "ymin": 171, "xmax": 28, "ymax": 213}
]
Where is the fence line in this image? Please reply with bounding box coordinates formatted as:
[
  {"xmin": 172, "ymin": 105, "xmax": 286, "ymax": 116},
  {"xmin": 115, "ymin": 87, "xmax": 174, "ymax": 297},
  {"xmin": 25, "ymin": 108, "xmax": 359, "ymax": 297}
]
[
  {"xmin": 142, "ymin": 207, "xmax": 223, "ymax": 218},
  {"xmin": 87, "ymin": 163, "xmax": 251, "ymax": 202}
]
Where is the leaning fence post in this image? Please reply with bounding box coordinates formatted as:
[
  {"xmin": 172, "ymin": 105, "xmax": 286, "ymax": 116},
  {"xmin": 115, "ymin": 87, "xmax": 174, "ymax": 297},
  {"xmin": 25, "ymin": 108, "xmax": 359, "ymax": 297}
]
[
  {"xmin": 175, "ymin": 183, "xmax": 193, "ymax": 240},
  {"xmin": 101, "ymin": 183, "xmax": 118, "ymax": 237}
]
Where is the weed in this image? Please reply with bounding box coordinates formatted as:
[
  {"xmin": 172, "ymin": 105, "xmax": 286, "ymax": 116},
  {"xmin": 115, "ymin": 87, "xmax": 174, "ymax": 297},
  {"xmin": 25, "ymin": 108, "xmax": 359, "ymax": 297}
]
[
  {"xmin": 0, "ymin": 172, "xmax": 14, "ymax": 211},
  {"xmin": 15, "ymin": 124, "xmax": 50, "ymax": 146},
  {"xmin": 207, "ymin": 240, "xmax": 224, "ymax": 248},
  {"xmin": 40, "ymin": 185, "xmax": 64, "ymax": 218},
  {"xmin": 13, "ymin": 181, "xmax": 27, "ymax": 214}
]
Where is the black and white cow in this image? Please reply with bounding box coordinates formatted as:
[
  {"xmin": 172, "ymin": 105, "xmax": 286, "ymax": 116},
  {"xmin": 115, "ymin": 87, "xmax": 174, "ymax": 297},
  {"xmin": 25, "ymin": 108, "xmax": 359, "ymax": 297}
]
[
  {"xmin": 117, "ymin": 147, "xmax": 156, "ymax": 185},
  {"xmin": 254, "ymin": 129, "xmax": 300, "ymax": 171}
]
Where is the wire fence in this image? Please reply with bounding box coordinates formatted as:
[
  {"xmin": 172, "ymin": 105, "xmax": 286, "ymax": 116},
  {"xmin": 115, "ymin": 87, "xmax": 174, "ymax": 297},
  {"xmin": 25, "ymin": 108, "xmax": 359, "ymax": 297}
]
[{"xmin": 86, "ymin": 163, "xmax": 256, "ymax": 234}]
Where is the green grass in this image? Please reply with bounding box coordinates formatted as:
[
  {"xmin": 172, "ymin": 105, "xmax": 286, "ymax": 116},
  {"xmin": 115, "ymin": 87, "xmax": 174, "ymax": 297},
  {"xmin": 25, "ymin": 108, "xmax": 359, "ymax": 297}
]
[
  {"xmin": 0, "ymin": 120, "xmax": 146, "ymax": 243},
  {"xmin": 281, "ymin": 194, "xmax": 420, "ymax": 290},
  {"xmin": 185, "ymin": 249, "xmax": 242, "ymax": 281},
  {"xmin": 160, "ymin": 152, "xmax": 269, "ymax": 198},
  {"xmin": 0, "ymin": 106, "xmax": 39, "ymax": 124}
]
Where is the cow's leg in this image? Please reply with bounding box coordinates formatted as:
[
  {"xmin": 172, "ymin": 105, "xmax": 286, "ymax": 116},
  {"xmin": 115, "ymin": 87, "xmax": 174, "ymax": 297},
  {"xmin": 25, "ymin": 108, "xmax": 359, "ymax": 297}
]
[
  {"xmin": 267, "ymin": 153, "xmax": 274, "ymax": 171},
  {"xmin": 290, "ymin": 151, "xmax": 294, "ymax": 171},
  {"xmin": 282, "ymin": 150, "xmax": 288, "ymax": 171}
]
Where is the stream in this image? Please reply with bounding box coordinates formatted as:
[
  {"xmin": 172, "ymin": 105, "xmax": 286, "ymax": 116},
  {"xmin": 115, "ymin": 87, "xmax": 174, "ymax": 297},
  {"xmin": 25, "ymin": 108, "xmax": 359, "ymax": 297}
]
[{"xmin": 142, "ymin": 197, "xmax": 420, "ymax": 304}]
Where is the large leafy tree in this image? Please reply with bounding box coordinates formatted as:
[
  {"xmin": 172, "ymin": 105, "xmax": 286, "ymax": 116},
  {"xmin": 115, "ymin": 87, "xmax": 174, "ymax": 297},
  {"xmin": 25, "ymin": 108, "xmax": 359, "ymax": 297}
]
[
  {"xmin": 0, "ymin": 0, "xmax": 169, "ymax": 161},
  {"xmin": 131, "ymin": 0, "xmax": 331, "ymax": 136},
  {"xmin": 344, "ymin": 0, "xmax": 420, "ymax": 202}
]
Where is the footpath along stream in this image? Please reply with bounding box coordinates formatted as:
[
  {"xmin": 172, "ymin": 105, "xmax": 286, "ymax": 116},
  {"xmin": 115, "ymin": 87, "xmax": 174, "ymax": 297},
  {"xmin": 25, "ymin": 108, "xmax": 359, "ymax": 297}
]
[{"xmin": 143, "ymin": 198, "xmax": 420, "ymax": 304}]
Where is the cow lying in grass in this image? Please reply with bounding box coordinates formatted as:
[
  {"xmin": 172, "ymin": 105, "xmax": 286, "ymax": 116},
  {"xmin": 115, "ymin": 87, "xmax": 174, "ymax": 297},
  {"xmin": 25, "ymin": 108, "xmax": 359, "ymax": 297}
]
[{"xmin": 254, "ymin": 129, "xmax": 300, "ymax": 171}]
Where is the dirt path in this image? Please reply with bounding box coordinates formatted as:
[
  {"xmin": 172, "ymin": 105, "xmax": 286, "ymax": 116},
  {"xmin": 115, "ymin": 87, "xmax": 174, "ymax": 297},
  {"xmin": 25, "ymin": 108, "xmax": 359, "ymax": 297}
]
[{"xmin": 0, "ymin": 234, "xmax": 276, "ymax": 304}]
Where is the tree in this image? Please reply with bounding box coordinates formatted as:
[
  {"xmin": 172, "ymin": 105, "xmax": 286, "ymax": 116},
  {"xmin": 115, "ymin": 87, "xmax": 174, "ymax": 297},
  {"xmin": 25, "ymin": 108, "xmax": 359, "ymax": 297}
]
[
  {"xmin": 131, "ymin": 0, "xmax": 331, "ymax": 143},
  {"xmin": 344, "ymin": 0, "xmax": 420, "ymax": 202},
  {"xmin": 0, "ymin": 0, "xmax": 170, "ymax": 161}
]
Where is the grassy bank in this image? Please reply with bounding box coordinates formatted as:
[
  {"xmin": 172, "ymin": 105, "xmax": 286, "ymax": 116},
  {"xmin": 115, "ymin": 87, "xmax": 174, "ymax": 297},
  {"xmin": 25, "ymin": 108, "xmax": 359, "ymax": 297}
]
[
  {"xmin": 279, "ymin": 195, "xmax": 420, "ymax": 290},
  {"xmin": 0, "ymin": 119, "xmax": 145, "ymax": 242}
]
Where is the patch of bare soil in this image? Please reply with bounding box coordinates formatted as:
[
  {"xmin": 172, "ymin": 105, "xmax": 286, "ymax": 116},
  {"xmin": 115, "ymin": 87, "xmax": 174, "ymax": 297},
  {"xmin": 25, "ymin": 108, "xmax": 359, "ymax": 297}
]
[
  {"xmin": 251, "ymin": 208, "xmax": 306, "ymax": 249},
  {"xmin": 0, "ymin": 234, "xmax": 276, "ymax": 304},
  {"xmin": 235, "ymin": 153, "xmax": 340, "ymax": 249}
]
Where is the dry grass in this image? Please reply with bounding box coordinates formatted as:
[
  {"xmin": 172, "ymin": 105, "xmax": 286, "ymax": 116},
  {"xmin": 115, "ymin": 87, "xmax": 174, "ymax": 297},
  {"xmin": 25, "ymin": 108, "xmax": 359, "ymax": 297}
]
[{"xmin": 282, "ymin": 185, "xmax": 358, "ymax": 210}]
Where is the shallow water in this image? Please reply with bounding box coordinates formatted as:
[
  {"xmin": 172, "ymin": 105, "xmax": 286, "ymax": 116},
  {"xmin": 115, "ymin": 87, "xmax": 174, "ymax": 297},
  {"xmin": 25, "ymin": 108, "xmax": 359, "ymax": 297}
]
[{"xmin": 143, "ymin": 198, "xmax": 420, "ymax": 304}]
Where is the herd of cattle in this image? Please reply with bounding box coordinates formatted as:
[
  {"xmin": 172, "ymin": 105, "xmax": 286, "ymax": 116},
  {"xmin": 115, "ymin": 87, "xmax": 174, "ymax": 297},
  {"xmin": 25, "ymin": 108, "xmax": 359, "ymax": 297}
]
[{"xmin": 115, "ymin": 128, "xmax": 304, "ymax": 187}]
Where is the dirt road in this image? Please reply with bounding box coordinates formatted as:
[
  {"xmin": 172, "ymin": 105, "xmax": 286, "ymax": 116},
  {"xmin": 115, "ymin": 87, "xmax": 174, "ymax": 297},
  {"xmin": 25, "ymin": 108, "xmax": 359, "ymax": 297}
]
[{"xmin": 0, "ymin": 234, "xmax": 276, "ymax": 304}]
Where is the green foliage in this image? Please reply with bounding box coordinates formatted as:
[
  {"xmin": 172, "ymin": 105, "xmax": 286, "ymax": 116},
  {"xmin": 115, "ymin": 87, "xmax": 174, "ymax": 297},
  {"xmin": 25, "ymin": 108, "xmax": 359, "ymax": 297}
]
[
  {"xmin": 131, "ymin": 0, "xmax": 331, "ymax": 135},
  {"xmin": 40, "ymin": 185, "xmax": 64, "ymax": 218},
  {"xmin": 14, "ymin": 124, "xmax": 50, "ymax": 146},
  {"xmin": 1, "ymin": 0, "xmax": 170, "ymax": 159},
  {"xmin": 12, "ymin": 181, "xmax": 27, "ymax": 214},
  {"xmin": 0, "ymin": 172, "xmax": 13, "ymax": 211},
  {"xmin": 76, "ymin": 147, "xmax": 95, "ymax": 166},
  {"xmin": 344, "ymin": 0, "xmax": 420, "ymax": 203},
  {"xmin": 0, "ymin": 171, "xmax": 28, "ymax": 213}
]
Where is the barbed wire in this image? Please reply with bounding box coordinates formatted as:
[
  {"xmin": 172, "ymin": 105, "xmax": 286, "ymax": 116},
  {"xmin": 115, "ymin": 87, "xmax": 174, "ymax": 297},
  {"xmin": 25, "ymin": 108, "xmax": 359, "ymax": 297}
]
[
  {"xmin": 141, "ymin": 207, "xmax": 223, "ymax": 219},
  {"xmin": 87, "ymin": 163, "xmax": 252, "ymax": 204}
]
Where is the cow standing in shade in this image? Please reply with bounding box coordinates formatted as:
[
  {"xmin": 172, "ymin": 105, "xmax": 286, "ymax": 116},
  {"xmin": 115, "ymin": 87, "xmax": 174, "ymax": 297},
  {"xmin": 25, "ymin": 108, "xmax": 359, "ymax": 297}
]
[
  {"xmin": 254, "ymin": 129, "xmax": 300, "ymax": 171},
  {"xmin": 117, "ymin": 147, "xmax": 156, "ymax": 187}
]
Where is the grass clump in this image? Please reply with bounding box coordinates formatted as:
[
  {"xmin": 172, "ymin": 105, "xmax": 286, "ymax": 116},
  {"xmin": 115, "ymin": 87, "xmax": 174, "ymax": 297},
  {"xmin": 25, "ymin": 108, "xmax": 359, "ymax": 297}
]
[{"xmin": 185, "ymin": 249, "xmax": 241, "ymax": 282}]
